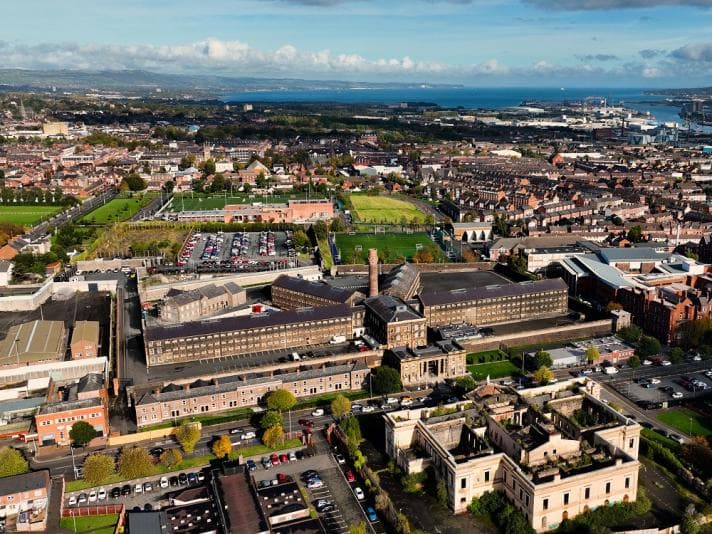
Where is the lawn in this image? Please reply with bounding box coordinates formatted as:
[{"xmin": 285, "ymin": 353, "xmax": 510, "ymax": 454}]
[
  {"xmin": 80, "ymin": 195, "xmax": 153, "ymax": 224},
  {"xmin": 348, "ymin": 194, "xmax": 427, "ymax": 224},
  {"xmin": 467, "ymin": 350, "xmax": 508, "ymax": 365},
  {"xmin": 59, "ymin": 514, "xmax": 118, "ymax": 534},
  {"xmin": 468, "ymin": 360, "xmax": 520, "ymax": 380},
  {"xmin": 172, "ymin": 192, "xmax": 326, "ymax": 211},
  {"xmin": 0, "ymin": 205, "xmax": 62, "ymax": 226},
  {"xmin": 335, "ymin": 232, "xmax": 445, "ymax": 264},
  {"xmin": 656, "ymin": 408, "xmax": 712, "ymax": 437}
]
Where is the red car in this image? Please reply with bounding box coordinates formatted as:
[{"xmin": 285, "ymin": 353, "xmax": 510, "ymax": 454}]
[
  {"xmin": 346, "ymin": 470, "xmax": 355, "ymax": 483},
  {"xmin": 279, "ymin": 453, "xmax": 289, "ymax": 464},
  {"xmin": 277, "ymin": 473, "xmax": 290, "ymax": 484},
  {"xmin": 270, "ymin": 453, "xmax": 280, "ymax": 466}
]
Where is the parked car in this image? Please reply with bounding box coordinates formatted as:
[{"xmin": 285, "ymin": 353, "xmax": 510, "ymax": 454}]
[
  {"xmin": 307, "ymin": 478, "xmax": 324, "ymax": 489},
  {"xmin": 246, "ymin": 460, "xmax": 257, "ymax": 472},
  {"xmin": 367, "ymin": 506, "xmax": 378, "ymax": 521},
  {"xmin": 271, "ymin": 453, "xmax": 280, "ymax": 466},
  {"xmin": 88, "ymin": 490, "xmax": 97, "ymax": 502},
  {"xmin": 178, "ymin": 472, "xmax": 188, "ymax": 485},
  {"xmin": 241, "ymin": 431, "xmax": 256, "ymax": 440},
  {"xmin": 334, "ymin": 453, "xmax": 346, "ymax": 465},
  {"xmin": 672, "ymin": 391, "xmax": 684, "ymax": 399},
  {"xmin": 354, "ymin": 487, "xmax": 365, "ymax": 500},
  {"xmin": 197, "ymin": 471, "xmax": 205, "ymax": 482},
  {"xmin": 143, "ymin": 482, "xmax": 153, "ymax": 493},
  {"xmin": 110, "ymin": 487, "xmax": 121, "ymax": 499},
  {"xmin": 346, "ymin": 470, "xmax": 355, "ymax": 483},
  {"xmin": 77, "ymin": 493, "xmax": 88, "ymax": 504},
  {"xmin": 149, "ymin": 447, "xmax": 164, "ymax": 457},
  {"xmin": 160, "ymin": 477, "xmax": 169, "ymax": 489},
  {"xmin": 68, "ymin": 495, "xmax": 77, "ymax": 506},
  {"xmin": 97, "ymin": 488, "xmax": 107, "ymax": 501},
  {"xmin": 311, "ymin": 408, "xmax": 324, "ymax": 417},
  {"xmin": 261, "ymin": 457, "xmax": 271, "ymax": 469},
  {"xmin": 289, "ymin": 451, "xmax": 297, "ymax": 462},
  {"xmin": 361, "ymin": 405, "xmax": 376, "ymax": 413},
  {"xmin": 302, "ymin": 470, "xmax": 319, "ymax": 481},
  {"xmin": 134, "ymin": 484, "xmax": 143, "ymax": 495},
  {"xmin": 279, "ymin": 453, "xmax": 289, "ymax": 464},
  {"xmin": 121, "ymin": 485, "xmax": 132, "ymax": 496},
  {"xmin": 169, "ymin": 476, "xmax": 179, "ymax": 487},
  {"xmin": 316, "ymin": 499, "xmax": 335, "ymax": 512},
  {"xmin": 187, "ymin": 473, "xmax": 198, "ymax": 485},
  {"xmin": 277, "ymin": 473, "xmax": 291, "ymax": 484}
]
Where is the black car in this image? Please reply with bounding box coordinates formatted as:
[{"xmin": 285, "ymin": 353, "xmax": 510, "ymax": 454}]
[
  {"xmin": 121, "ymin": 485, "xmax": 132, "ymax": 496},
  {"xmin": 110, "ymin": 487, "xmax": 121, "ymax": 499},
  {"xmin": 302, "ymin": 470, "xmax": 319, "ymax": 481},
  {"xmin": 169, "ymin": 476, "xmax": 179, "ymax": 487},
  {"xmin": 187, "ymin": 472, "xmax": 198, "ymax": 485},
  {"xmin": 178, "ymin": 472, "xmax": 188, "ymax": 485},
  {"xmin": 149, "ymin": 447, "xmax": 164, "ymax": 457},
  {"xmin": 295, "ymin": 450, "xmax": 305, "ymax": 460}
]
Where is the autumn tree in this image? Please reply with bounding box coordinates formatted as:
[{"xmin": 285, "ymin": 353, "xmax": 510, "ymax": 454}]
[
  {"xmin": 160, "ymin": 448, "xmax": 183, "ymax": 468},
  {"xmin": 83, "ymin": 453, "xmax": 115, "ymax": 485},
  {"xmin": 331, "ymin": 394, "xmax": 352, "ymax": 418},
  {"xmin": 212, "ymin": 435, "xmax": 232, "ymax": 459},
  {"xmin": 533, "ymin": 366, "xmax": 554, "ymax": 385},
  {"xmin": 585, "ymin": 346, "xmax": 600, "ymax": 364},
  {"xmin": 262, "ymin": 424, "xmax": 284, "ymax": 448},
  {"xmin": 260, "ymin": 410, "xmax": 283, "ymax": 429},
  {"xmin": 118, "ymin": 447, "xmax": 154, "ymax": 480},
  {"xmin": 0, "ymin": 447, "xmax": 28, "ymax": 478},
  {"xmin": 175, "ymin": 421, "xmax": 201, "ymax": 454}
]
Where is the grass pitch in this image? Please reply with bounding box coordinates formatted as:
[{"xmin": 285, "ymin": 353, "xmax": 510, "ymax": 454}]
[{"xmin": 348, "ymin": 194, "xmax": 427, "ymax": 224}]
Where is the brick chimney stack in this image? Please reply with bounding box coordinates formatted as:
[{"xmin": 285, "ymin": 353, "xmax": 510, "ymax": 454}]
[{"xmin": 368, "ymin": 248, "xmax": 379, "ymax": 297}]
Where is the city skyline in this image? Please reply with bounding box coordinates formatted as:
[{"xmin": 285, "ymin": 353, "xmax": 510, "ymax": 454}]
[{"xmin": 1, "ymin": 0, "xmax": 711, "ymax": 87}]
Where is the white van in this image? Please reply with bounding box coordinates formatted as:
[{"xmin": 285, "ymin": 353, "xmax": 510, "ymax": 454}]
[{"xmin": 291, "ymin": 352, "xmax": 301, "ymax": 361}]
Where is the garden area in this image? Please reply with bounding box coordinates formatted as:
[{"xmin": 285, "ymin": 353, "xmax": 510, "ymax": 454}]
[
  {"xmin": 466, "ymin": 350, "xmax": 519, "ymax": 380},
  {"xmin": 59, "ymin": 514, "xmax": 118, "ymax": 534},
  {"xmin": 80, "ymin": 194, "xmax": 154, "ymax": 224},
  {"xmin": 346, "ymin": 193, "xmax": 428, "ymax": 224},
  {"xmin": 656, "ymin": 408, "xmax": 712, "ymax": 437},
  {"xmin": 335, "ymin": 232, "xmax": 445, "ymax": 264},
  {"xmin": 0, "ymin": 205, "xmax": 62, "ymax": 226},
  {"xmin": 80, "ymin": 223, "xmax": 190, "ymax": 261}
]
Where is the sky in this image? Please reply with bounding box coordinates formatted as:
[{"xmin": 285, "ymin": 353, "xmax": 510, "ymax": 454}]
[{"xmin": 0, "ymin": 0, "xmax": 711, "ymax": 87}]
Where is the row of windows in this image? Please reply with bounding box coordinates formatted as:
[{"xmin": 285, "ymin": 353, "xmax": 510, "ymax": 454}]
[
  {"xmin": 542, "ymin": 477, "xmax": 631, "ymax": 510},
  {"xmin": 39, "ymin": 412, "xmax": 102, "ymax": 426}
]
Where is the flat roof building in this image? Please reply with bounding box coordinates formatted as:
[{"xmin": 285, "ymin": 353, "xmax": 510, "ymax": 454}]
[{"xmin": 70, "ymin": 321, "xmax": 100, "ymax": 360}]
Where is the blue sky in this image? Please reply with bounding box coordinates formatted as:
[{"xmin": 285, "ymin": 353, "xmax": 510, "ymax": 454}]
[{"xmin": 1, "ymin": 0, "xmax": 711, "ymax": 86}]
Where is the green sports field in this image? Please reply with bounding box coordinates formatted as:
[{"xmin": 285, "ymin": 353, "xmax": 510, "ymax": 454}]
[
  {"xmin": 347, "ymin": 194, "xmax": 427, "ymax": 224},
  {"xmin": 468, "ymin": 360, "xmax": 519, "ymax": 380},
  {"xmin": 80, "ymin": 196, "xmax": 152, "ymax": 224},
  {"xmin": 656, "ymin": 408, "xmax": 712, "ymax": 437},
  {"xmin": 171, "ymin": 193, "xmax": 327, "ymax": 211},
  {"xmin": 335, "ymin": 232, "xmax": 445, "ymax": 263},
  {"xmin": 0, "ymin": 205, "xmax": 62, "ymax": 226}
]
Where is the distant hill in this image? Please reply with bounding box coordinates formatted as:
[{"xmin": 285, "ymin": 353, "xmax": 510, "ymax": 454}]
[{"xmin": 0, "ymin": 68, "xmax": 461, "ymax": 98}]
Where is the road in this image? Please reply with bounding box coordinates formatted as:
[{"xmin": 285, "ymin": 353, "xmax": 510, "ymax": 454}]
[{"xmin": 25, "ymin": 189, "xmax": 116, "ymax": 241}]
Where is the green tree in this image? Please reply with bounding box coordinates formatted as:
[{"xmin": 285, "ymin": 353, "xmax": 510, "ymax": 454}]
[
  {"xmin": 212, "ymin": 435, "xmax": 232, "ymax": 459},
  {"xmin": 255, "ymin": 172, "xmax": 268, "ymax": 188},
  {"xmin": 627, "ymin": 225, "xmax": 643, "ymax": 243},
  {"xmin": 118, "ymin": 447, "xmax": 154, "ymax": 480},
  {"xmin": 436, "ymin": 478, "xmax": 449, "ymax": 507},
  {"xmin": 533, "ymin": 366, "xmax": 554, "ymax": 385},
  {"xmin": 628, "ymin": 355, "xmax": 641, "ymax": 368},
  {"xmin": 69, "ymin": 421, "xmax": 98, "ymax": 447},
  {"xmin": 585, "ymin": 346, "xmax": 600, "ymax": 364},
  {"xmin": 175, "ymin": 421, "xmax": 201, "ymax": 454},
  {"xmin": 370, "ymin": 366, "xmax": 402, "ymax": 395},
  {"xmin": 121, "ymin": 173, "xmax": 146, "ymax": 191},
  {"xmin": 331, "ymin": 394, "xmax": 352, "ymax": 418},
  {"xmin": 330, "ymin": 218, "xmax": 346, "ymax": 233},
  {"xmin": 455, "ymin": 375, "xmax": 476, "ymax": 393},
  {"xmin": 260, "ymin": 410, "xmax": 283, "ymax": 429},
  {"xmin": 669, "ymin": 347, "xmax": 685, "ymax": 364},
  {"xmin": 508, "ymin": 254, "xmax": 528, "ymax": 274},
  {"xmin": 292, "ymin": 230, "xmax": 311, "ymax": 252},
  {"xmin": 267, "ymin": 389, "xmax": 297, "ymax": 413},
  {"xmin": 341, "ymin": 416, "xmax": 362, "ymax": 455},
  {"xmin": 0, "ymin": 447, "xmax": 28, "ymax": 478},
  {"xmin": 313, "ymin": 220, "xmax": 328, "ymax": 241},
  {"xmin": 160, "ymin": 448, "xmax": 183, "ymax": 468},
  {"xmin": 83, "ymin": 453, "xmax": 115, "ymax": 485},
  {"xmin": 163, "ymin": 180, "xmax": 175, "ymax": 193},
  {"xmin": 618, "ymin": 325, "xmax": 642, "ymax": 344},
  {"xmin": 349, "ymin": 522, "xmax": 367, "ymax": 534},
  {"xmin": 179, "ymin": 154, "xmax": 196, "ymax": 170},
  {"xmin": 528, "ymin": 350, "xmax": 552, "ymax": 371},
  {"xmin": 637, "ymin": 336, "xmax": 662, "ymax": 358},
  {"xmin": 201, "ymin": 158, "xmax": 216, "ymax": 176},
  {"xmin": 262, "ymin": 424, "xmax": 284, "ymax": 448}
]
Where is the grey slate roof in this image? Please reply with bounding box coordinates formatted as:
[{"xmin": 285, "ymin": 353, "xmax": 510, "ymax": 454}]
[
  {"xmin": 273, "ymin": 275, "xmax": 357, "ymax": 303},
  {"xmin": 0, "ymin": 470, "xmax": 49, "ymax": 497},
  {"xmin": 364, "ymin": 295, "xmax": 424, "ymax": 323},
  {"xmin": 145, "ymin": 303, "xmax": 352, "ymax": 342},
  {"xmin": 418, "ymin": 278, "xmax": 567, "ymax": 307}
]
